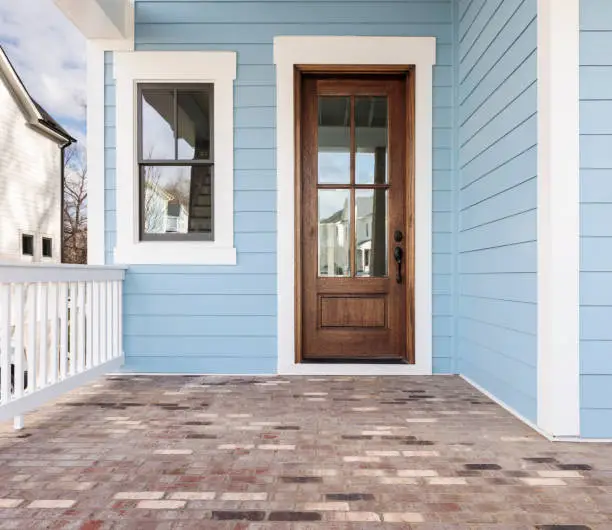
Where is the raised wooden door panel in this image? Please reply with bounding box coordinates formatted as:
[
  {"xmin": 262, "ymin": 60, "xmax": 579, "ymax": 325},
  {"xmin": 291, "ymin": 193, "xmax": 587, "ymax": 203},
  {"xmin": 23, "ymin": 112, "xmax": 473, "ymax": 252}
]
[{"xmin": 298, "ymin": 73, "xmax": 413, "ymax": 362}]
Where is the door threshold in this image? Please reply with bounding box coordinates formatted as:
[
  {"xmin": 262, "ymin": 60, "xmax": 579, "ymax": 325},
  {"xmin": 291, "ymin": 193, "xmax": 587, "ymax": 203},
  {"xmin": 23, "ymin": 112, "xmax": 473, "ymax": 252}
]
[
  {"xmin": 279, "ymin": 363, "xmax": 432, "ymax": 376},
  {"xmin": 301, "ymin": 358, "xmax": 409, "ymax": 365}
]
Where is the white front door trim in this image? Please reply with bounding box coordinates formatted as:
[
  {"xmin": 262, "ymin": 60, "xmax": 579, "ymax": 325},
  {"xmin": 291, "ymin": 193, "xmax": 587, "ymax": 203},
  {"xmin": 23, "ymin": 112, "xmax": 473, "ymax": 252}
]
[{"xmin": 274, "ymin": 36, "xmax": 436, "ymax": 376}]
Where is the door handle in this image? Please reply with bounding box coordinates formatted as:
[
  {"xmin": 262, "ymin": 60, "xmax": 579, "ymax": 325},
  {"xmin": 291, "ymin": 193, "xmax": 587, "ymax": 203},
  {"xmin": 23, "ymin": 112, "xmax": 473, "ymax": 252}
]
[{"xmin": 394, "ymin": 246, "xmax": 403, "ymax": 284}]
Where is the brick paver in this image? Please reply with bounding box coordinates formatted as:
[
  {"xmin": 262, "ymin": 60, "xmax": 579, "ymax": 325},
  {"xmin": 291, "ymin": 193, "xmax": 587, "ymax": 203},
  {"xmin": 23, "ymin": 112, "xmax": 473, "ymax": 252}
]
[{"xmin": 0, "ymin": 375, "xmax": 610, "ymax": 528}]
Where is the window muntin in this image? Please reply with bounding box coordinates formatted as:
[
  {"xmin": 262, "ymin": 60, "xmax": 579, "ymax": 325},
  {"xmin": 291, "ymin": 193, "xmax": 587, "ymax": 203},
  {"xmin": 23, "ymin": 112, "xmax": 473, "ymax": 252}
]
[{"xmin": 138, "ymin": 84, "xmax": 214, "ymax": 241}]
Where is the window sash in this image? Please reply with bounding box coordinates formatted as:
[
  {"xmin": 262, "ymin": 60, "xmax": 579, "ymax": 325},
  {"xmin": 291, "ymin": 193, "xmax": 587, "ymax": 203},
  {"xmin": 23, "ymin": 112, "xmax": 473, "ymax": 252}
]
[
  {"xmin": 137, "ymin": 82, "xmax": 215, "ymax": 241},
  {"xmin": 138, "ymin": 163, "xmax": 215, "ymax": 242},
  {"xmin": 137, "ymin": 83, "xmax": 214, "ymax": 164}
]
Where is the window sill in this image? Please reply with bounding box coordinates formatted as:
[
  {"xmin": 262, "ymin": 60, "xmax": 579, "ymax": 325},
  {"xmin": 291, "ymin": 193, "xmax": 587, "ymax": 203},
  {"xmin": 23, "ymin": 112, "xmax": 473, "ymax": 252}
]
[{"xmin": 115, "ymin": 242, "xmax": 237, "ymax": 265}]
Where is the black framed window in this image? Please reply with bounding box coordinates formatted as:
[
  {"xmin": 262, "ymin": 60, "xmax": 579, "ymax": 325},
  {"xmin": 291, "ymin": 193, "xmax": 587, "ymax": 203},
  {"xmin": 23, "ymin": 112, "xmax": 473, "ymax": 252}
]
[
  {"xmin": 42, "ymin": 237, "xmax": 53, "ymax": 258},
  {"xmin": 22, "ymin": 234, "xmax": 34, "ymax": 256},
  {"xmin": 138, "ymin": 84, "xmax": 214, "ymax": 241}
]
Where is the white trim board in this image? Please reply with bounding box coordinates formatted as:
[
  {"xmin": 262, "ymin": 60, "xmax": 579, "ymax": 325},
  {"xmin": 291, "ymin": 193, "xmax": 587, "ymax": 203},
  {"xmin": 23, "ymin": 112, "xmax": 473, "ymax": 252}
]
[
  {"xmin": 536, "ymin": 0, "xmax": 581, "ymax": 437},
  {"xmin": 273, "ymin": 36, "xmax": 436, "ymax": 376},
  {"xmin": 113, "ymin": 51, "xmax": 237, "ymax": 265},
  {"xmin": 86, "ymin": 39, "xmax": 133, "ymax": 265}
]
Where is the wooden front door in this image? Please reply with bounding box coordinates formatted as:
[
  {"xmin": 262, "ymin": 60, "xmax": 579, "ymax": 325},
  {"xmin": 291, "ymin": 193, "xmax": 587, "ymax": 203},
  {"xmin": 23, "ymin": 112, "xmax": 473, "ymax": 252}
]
[{"xmin": 297, "ymin": 71, "xmax": 414, "ymax": 363}]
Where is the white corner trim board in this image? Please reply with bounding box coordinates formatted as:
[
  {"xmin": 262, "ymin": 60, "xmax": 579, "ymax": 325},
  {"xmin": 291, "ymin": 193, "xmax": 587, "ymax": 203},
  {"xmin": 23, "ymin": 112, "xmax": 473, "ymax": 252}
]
[
  {"xmin": 536, "ymin": 0, "xmax": 580, "ymax": 437},
  {"xmin": 87, "ymin": 40, "xmax": 133, "ymax": 265},
  {"xmin": 273, "ymin": 36, "xmax": 436, "ymax": 375},
  {"xmin": 113, "ymin": 51, "xmax": 237, "ymax": 265}
]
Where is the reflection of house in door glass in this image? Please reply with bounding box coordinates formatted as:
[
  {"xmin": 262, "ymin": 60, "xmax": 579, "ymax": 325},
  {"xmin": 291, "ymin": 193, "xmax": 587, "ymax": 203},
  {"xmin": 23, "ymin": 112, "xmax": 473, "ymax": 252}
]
[
  {"xmin": 318, "ymin": 193, "xmax": 387, "ymax": 278},
  {"xmin": 317, "ymin": 95, "xmax": 389, "ymax": 278},
  {"xmin": 319, "ymin": 193, "xmax": 350, "ymax": 276}
]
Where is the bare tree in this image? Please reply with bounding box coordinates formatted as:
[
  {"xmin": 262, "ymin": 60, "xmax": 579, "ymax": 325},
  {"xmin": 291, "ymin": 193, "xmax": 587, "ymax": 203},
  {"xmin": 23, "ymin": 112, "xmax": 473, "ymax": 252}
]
[{"xmin": 63, "ymin": 144, "xmax": 87, "ymax": 264}]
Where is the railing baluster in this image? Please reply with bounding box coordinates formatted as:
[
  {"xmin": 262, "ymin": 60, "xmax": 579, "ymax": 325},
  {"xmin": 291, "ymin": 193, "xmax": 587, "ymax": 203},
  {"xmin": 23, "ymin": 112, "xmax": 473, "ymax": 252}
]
[
  {"xmin": 86, "ymin": 282, "xmax": 93, "ymax": 369},
  {"xmin": 117, "ymin": 281, "xmax": 123, "ymax": 358},
  {"xmin": 69, "ymin": 282, "xmax": 77, "ymax": 376},
  {"xmin": 13, "ymin": 285, "xmax": 25, "ymax": 430},
  {"xmin": 92, "ymin": 282, "xmax": 100, "ymax": 367},
  {"xmin": 100, "ymin": 282, "xmax": 107, "ymax": 363},
  {"xmin": 77, "ymin": 282, "xmax": 85, "ymax": 373},
  {"xmin": 0, "ymin": 285, "xmax": 11, "ymax": 404},
  {"xmin": 59, "ymin": 282, "xmax": 68, "ymax": 380},
  {"xmin": 27, "ymin": 284, "xmax": 37, "ymax": 393},
  {"xmin": 14, "ymin": 285, "xmax": 25, "ymax": 399},
  {"xmin": 112, "ymin": 282, "xmax": 121, "ymax": 358},
  {"xmin": 49, "ymin": 283, "xmax": 58, "ymax": 385},
  {"xmin": 38, "ymin": 284, "xmax": 48, "ymax": 388},
  {"xmin": 107, "ymin": 281, "xmax": 114, "ymax": 360},
  {"xmin": 110, "ymin": 281, "xmax": 117, "ymax": 359}
]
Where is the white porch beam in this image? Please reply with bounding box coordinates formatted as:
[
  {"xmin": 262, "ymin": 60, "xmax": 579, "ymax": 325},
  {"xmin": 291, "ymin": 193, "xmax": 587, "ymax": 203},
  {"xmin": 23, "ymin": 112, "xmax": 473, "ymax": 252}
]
[
  {"xmin": 537, "ymin": 0, "xmax": 581, "ymax": 438},
  {"xmin": 54, "ymin": 0, "xmax": 133, "ymax": 40}
]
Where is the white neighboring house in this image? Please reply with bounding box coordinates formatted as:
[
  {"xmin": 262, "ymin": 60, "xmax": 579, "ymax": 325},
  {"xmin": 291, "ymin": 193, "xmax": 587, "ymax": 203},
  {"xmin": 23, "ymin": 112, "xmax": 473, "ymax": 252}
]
[
  {"xmin": 144, "ymin": 181, "xmax": 189, "ymax": 235},
  {"xmin": 0, "ymin": 46, "xmax": 75, "ymax": 264}
]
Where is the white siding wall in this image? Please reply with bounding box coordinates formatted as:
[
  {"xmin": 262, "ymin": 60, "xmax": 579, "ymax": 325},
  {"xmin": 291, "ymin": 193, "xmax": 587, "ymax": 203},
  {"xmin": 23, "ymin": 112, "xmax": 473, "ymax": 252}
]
[{"xmin": 0, "ymin": 78, "xmax": 62, "ymax": 263}]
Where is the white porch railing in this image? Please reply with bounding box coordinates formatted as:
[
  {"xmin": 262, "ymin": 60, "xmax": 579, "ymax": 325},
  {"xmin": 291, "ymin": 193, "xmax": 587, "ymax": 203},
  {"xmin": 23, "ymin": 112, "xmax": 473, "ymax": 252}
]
[{"xmin": 0, "ymin": 263, "xmax": 127, "ymax": 428}]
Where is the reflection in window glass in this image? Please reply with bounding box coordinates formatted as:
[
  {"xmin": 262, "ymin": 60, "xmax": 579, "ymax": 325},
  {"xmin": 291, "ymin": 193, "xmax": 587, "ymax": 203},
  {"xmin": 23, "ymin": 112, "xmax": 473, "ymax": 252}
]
[
  {"xmin": 141, "ymin": 90, "xmax": 175, "ymax": 160},
  {"xmin": 356, "ymin": 189, "xmax": 387, "ymax": 277},
  {"xmin": 178, "ymin": 91, "xmax": 212, "ymax": 160},
  {"xmin": 318, "ymin": 97, "xmax": 350, "ymax": 184},
  {"xmin": 355, "ymin": 97, "xmax": 388, "ymax": 185},
  {"xmin": 142, "ymin": 165, "xmax": 212, "ymax": 237},
  {"xmin": 318, "ymin": 189, "xmax": 350, "ymax": 277}
]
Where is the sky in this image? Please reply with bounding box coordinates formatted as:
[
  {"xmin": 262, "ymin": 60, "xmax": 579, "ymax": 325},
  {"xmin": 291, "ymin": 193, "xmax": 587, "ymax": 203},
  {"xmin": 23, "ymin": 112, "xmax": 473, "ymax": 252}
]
[{"xmin": 0, "ymin": 0, "xmax": 86, "ymax": 142}]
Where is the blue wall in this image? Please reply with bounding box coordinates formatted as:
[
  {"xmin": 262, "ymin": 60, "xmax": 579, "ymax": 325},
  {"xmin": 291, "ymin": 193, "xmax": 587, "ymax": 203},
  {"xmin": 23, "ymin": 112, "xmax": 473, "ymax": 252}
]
[
  {"xmin": 455, "ymin": 0, "xmax": 538, "ymax": 422},
  {"xmin": 103, "ymin": 0, "xmax": 454, "ymax": 373},
  {"xmin": 580, "ymin": 0, "xmax": 612, "ymax": 438}
]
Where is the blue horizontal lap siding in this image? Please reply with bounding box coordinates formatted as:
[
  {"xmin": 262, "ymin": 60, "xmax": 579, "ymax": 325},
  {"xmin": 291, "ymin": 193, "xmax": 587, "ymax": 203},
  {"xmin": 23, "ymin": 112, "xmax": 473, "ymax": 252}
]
[
  {"xmin": 580, "ymin": 0, "xmax": 612, "ymax": 438},
  {"xmin": 110, "ymin": 0, "xmax": 454, "ymax": 373},
  {"xmin": 456, "ymin": 0, "xmax": 538, "ymax": 422}
]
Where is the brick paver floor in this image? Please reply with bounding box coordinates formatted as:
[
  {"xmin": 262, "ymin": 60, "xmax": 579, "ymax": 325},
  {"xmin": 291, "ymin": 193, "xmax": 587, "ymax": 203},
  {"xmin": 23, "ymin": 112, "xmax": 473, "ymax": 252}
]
[{"xmin": 0, "ymin": 375, "xmax": 611, "ymax": 529}]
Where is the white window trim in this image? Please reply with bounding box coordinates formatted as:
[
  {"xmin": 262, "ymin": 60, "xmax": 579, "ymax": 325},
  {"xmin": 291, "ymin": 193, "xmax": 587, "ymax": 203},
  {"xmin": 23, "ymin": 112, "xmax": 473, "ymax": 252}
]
[
  {"xmin": 537, "ymin": 0, "xmax": 581, "ymax": 438},
  {"xmin": 274, "ymin": 36, "xmax": 436, "ymax": 376},
  {"xmin": 113, "ymin": 51, "xmax": 237, "ymax": 265}
]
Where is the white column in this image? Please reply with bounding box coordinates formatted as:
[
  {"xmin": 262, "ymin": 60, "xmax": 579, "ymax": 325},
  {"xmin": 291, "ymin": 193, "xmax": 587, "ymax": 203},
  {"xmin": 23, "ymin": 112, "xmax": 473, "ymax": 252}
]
[
  {"xmin": 537, "ymin": 0, "xmax": 581, "ymax": 437},
  {"xmin": 86, "ymin": 40, "xmax": 107, "ymax": 265}
]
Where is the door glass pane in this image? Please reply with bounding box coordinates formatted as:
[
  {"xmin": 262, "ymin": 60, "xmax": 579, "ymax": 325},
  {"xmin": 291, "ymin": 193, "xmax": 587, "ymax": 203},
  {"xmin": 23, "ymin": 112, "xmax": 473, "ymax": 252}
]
[
  {"xmin": 141, "ymin": 89, "xmax": 176, "ymax": 160},
  {"xmin": 355, "ymin": 189, "xmax": 387, "ymax": 277},
  {"xmin": 318, "ymin": 189, "xmax": 351, "ymax": 277},
  {"xmin": 318, "ymin": 97, "xmax": 350, "ymax": 184},
  {"xmin": 142, "ymin": 165, "xmax": 212, "ymax": 236},
  {"xmin": 177, "ymin": 89, "xmax": 212, "ymax": 161},
  {"xmin": 355, "ymin": 97, "xmax": 388, "ymax": 185}
]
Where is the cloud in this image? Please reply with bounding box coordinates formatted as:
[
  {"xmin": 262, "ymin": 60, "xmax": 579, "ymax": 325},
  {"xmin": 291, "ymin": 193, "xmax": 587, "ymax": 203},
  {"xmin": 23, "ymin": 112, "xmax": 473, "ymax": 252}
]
[{"xmin": 0, "ymin": 0, "xmax": 86, "ymax": 141}]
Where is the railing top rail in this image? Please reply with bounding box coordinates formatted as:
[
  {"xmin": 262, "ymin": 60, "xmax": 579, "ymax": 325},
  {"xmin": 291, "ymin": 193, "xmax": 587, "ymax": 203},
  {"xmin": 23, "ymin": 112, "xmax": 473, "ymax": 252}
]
[{"xmin": 0, "ymin": 262, "xmax": 128, "ymax": 283}]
